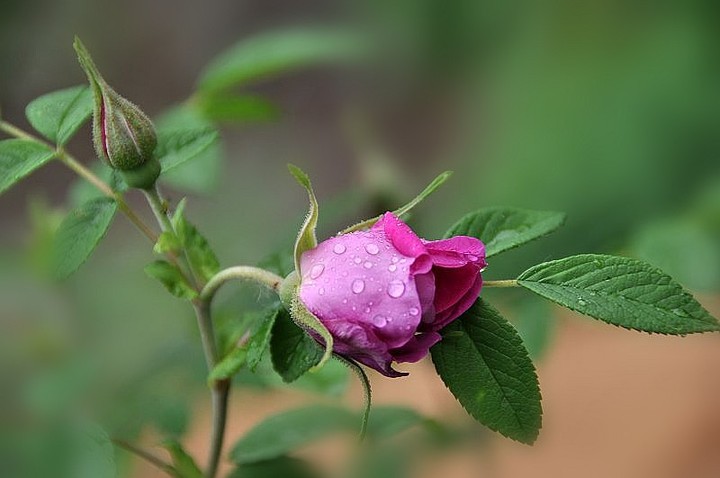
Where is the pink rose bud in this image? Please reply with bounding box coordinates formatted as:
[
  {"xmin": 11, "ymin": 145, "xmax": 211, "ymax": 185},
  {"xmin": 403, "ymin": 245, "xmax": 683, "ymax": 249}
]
[
  {"xmin": 299, "ymin": 212, "xmax": 486, "ymax": 377},
  {"xmin": 74, "ymin": 38, "xmax": 160, "ymax": 189}
]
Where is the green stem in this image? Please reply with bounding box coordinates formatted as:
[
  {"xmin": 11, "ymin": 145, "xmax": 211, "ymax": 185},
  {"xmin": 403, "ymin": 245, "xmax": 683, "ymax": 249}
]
[
  {"xmin": 201, "ymin": 266, "xmax": 283, "ymax": 302},
  {"xmin": 483, "ymin": 279, "xmax": 519, "ymax": 288},
  {"xmin": 143, "ymin": 185, "xmax": 174, "ymax": 233}
]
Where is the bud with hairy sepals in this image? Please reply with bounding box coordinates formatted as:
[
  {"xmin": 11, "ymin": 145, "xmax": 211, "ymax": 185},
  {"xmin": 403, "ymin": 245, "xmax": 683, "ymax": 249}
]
[{"xmin": 73, "ymin": 38, "xmax": 160, "ymax": 189}]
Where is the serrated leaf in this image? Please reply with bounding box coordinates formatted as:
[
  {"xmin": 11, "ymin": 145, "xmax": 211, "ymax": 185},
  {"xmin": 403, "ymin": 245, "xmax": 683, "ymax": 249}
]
[
  {"xmin": 172, "ymin": 208, "xmax": 220, "ymax": 284},
  {"xmin": 210, "ymin": 307, "xmax": 279, "ymax": 382},
  {"xmin": 195, "ymin": 94, "xmax": 278, "ymax": 123},
  {"xmin": 198, "ymin": 28, "xmax": 365, "ymax": 92},
  {"xmin": 25, "ymin": 85, "xmax": 92, "ymax": 145},
  {"xmin": 0, "ymin": 139, "xmax": 56, "ymax": 195},
  {"xmin": 230, "ymin": 405, "xmax": 356, "ymax": 464},
  {"xmin": 270, "ymin": 307, "xmax": 323, "ymax": 382},
  {"xmin": 431, "ymin": 299, "xmax": 542, "ymax": 444},
  {"xmin": 340, "ymin": 171, "xmax": 453, "ymax": 234},
  {"xmin": 517, "ymin": 254, "xmax": 719, "ymax": 334},
  {"xmin": 156, "ymin": 126, "xmax": 219, "ymax": 172},
  {"xmin": 53, "ymin": 197, "xmax": 117, "ymax": 279},
  {"xmin": 227, "ymin": 456, "xmax": 320, "ymax": 478},
  {"xmin": 154, "ymin": 230, "xmax": 182, "ymax": 255},
  {"xmin": 163, "ymin": 441, "xmax": 203, "ymax": 478},
  {"xmin": 144, "ymin": 260, "xmax": 197, "ymax": 299},
  {"xmin": 445, "ymin": 207, "xmax": 566, "ymax": 257}
]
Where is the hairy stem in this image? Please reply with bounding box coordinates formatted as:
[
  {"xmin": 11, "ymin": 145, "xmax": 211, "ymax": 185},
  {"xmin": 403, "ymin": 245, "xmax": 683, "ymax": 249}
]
[
  {"xmin": 112, "ymin": 439, "xmax": 176, "ymax": 476},
  {"xmin": 201, "ymin": 266, "xmax": 283, "ymax": 303},
  {"xmin": 483, "ymin": 279, "xmax": 519, "ymax": 288}
]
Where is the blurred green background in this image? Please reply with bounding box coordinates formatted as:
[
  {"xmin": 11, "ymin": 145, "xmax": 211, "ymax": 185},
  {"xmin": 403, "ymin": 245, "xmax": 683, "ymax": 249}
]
[{"xmin": 1, "ymin": 1, "xmax": 719, "ymax": 477}]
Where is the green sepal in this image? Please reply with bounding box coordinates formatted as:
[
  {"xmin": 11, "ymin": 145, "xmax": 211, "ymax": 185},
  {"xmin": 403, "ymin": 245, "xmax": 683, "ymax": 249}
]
[
  {"xmin": 340, "ymin": 170, "xmax": 452, "ymax": 234},
  {"xmin": 288, "ymin": 164, "xmax": 319, "ymax": 273}
]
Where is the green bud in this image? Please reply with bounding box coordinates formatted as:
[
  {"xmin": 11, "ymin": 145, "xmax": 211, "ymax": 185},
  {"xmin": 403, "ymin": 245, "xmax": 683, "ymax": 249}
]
[{"xmin": 73, "ymin": 38, "xmax": 159, "ymax": 186}]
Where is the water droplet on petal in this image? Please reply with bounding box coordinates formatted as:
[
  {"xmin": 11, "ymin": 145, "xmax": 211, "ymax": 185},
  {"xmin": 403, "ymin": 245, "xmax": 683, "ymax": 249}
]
[
  {"xmin": 388, "ymin": 264, "xmax": 397, "ymax": 272},
  {"xmin": 333, "ymin": 243, "xmax": 347, "ymax": 254},
  {"xmin": 318, "ymin": 287, "xmax": 325, "ymax": 295},
  {"xmin": 364, "ymin": 261, "xmax": 373, "ymax": 269},
  {"xmin": 364, "ymin": 307, "xmax": 370, "ymax": 313},
  {"xmin": 365, "ymin": 243, "xmax": 379, "ymax": 255},
  {"xmin": 387, "ymin": 280, "xmax": 405, "ymax": 298},
  {"xmin": 353, "ymin": 257, "xmax": 362, "ymax": 264},
  {"xmin": 342, "ymin": 298, "xmax": 348, "ymax": 304},
  {"xmin": 309, "ymin": 264, "xmax": 325, "ymax": 279},
  {"xmin": 409, "ymin": 307, "xmax": 419, "ymax": 316},
  {"xmin": 372, "ymin": 315, "xmax": 387, "ymax": 327},
  {"xmin": 391, "ymin": 256, "xmax": 399, "ymax": 263},
  {"xmin": 352, "ymin": 279, "xmax": 365, "ymax": 294}
]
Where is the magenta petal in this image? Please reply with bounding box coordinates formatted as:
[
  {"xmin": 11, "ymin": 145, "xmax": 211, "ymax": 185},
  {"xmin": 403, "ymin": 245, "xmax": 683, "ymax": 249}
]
[
  {"xmin": 431, "ymin": 274, "xmax": 483, "ymax": 330},
  {"xmin": 390, "ymin": 331, "xmax": 442, "ymax": 363},
  {"xmin": 423, "ymin": 236, "xmax": 486, "ymax": 268}
]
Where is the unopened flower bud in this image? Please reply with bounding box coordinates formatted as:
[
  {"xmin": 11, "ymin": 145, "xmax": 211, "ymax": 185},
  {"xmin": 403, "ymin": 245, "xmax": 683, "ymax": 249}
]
[{"xmin": 73, "ymin": 38, "xmax": 160, "ymax": 189}]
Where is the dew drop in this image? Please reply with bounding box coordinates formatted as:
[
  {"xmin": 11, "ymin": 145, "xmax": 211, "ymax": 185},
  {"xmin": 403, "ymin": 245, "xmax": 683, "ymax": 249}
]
[
  {"xmin": 342, "ymin": 298, "xmax": 348, "ymax": 304},
  {"xmin": 388, "ymin": 264, "xmax": 397, "ymax": 272},
  {"xmin": 352, "ymin": 279, "xmax": 365, "ymax": 294},
  {"xmin": 364, "ymin": 307, "xmax": 371, "ymax": 313},
  {"xmin": 391, "ymin": 256, "xmax": 399, "ymax": 263},
  {"xmin": 372, "ymin": 315, "xmax": 387, "ymax": 327},
  {"xmin": 353, "ymin": 257, "xmax": 362, "ymax": 264},
  {"xmin": 333, "ymin": 243, "xmax": 347, "ymax": 254},
  {"xmin": 577, "ymin": 298, "xmax": 586, "ymax": 306},
  {"xmin": 309, "ymin": 264, "xmax": 325, "ymax": 279},
  {"xmin": 387, "ymin": 280, "xmax": 405, "ymax": 298},
  {"xmin": 318, "ymin": 287, "xmax": 325, "ymax": 296},
  {"xmin": 409, "ymin": 307, "xmax": 419, "ymax": 316},
  {"xmin": 364, "ymin": 261, "xmax": 373, "ymax": 269},
  {"xmin": 365, "ymin": 243, "xmax": 380, "ymax": 255}
]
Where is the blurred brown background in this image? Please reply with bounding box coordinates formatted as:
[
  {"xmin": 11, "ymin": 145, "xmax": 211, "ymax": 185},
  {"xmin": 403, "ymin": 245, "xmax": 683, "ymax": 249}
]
[{"xmin": 1, "ymin": 1, "xmax": 720, "ymax": 477}]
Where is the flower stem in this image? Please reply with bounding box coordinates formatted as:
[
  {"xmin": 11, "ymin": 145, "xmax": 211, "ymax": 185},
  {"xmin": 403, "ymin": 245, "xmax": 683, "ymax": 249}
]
[
  {"xmin": 483, "ymin": 279, "xmax": 519, "ymax": 288},
  {"xmin": 201, "ymin": 266, "xmax": 283, "ymax": 302}
]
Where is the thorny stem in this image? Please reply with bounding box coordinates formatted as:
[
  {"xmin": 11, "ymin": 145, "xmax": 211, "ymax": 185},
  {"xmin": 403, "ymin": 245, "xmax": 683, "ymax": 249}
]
[
  {"xmin": 483, "ymin": 279, "xmax": 519, "ymax": 288},
  {"xmin": 112, "ymin": 439, "xmax": 176, "ymax": 476},
  {"xmin": 0, "ymin": 120, "xmax": 158, "ymax": 243}
]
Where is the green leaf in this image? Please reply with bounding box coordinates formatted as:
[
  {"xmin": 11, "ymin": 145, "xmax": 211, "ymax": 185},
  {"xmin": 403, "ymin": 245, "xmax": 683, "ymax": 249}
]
[
  {"xmin": 230, "ymin": 405, "xmax": 356, "ymax": 464},
  {"xmin": 270, "ymin": 307, "xmax": 323, "ymax": 382},
  {"xmin": 52, "ymin": 197, "xmax": 117, "ymax": 279},
  {"xmin": 72, "ymin": 422, "xmax": 116, "ymax": 478},
  {"xmin": 172, "ymin": 205, "xmax": 220, "ymax": 284},
  {"xmin": 227, "ymin": 457, "xmax": 319, "ymax": 478},
  {"xmin": 0, "ymin": 139, "xmax": 56, "ymax": 195},
  {"xmin": 25, "ymin": 85, "xmax": 92, "ymax": 145},
  {"xmin": 195, "ymin": 94, "xmax": 278, "ymax": 123},
  {"xmin": 198, "ymin": 28, "xmax": 365, "ymax": 92},
  {"xmin": 210, "ymin": 307, "xmax": 279, "ymax": 382},
  {"xmin": 341, "ymin": 171, "xmax": 453, "ymax": 234},
  {"xmin": 163, "ymin": 440, "xmax": 203, "ymax": 478},
  {"xmin": 144, "ymin": 260, "xmax": 197, "ymax": 299},
  {"xmin": 154, "ymin": 230, "xmax": 182, "ymax": 255},
  {"xmin": 517, "ymin": 254, "xmax": 720, "ymax": 334},
  {"xmin": 365, "ymin": 406, "xmax": 424, "ymax": 440},
  {"xmin": 431, "ymin": 299, "xmax": 542, "ymax": 444},
  {"xmin": 156, "ymin": 126, "xmax": 219, "ymax": 173},
  {"xmin": 444, "ymin": 207, "xmax": 566, "ymax": 257}
]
